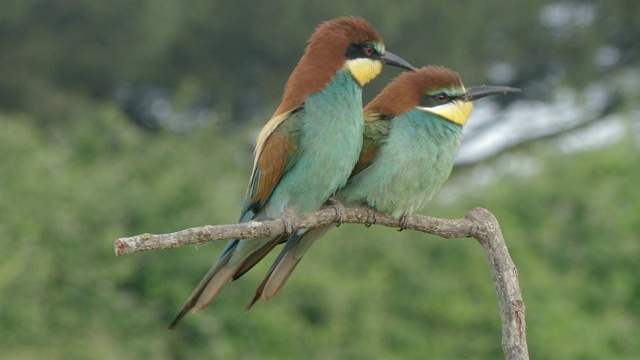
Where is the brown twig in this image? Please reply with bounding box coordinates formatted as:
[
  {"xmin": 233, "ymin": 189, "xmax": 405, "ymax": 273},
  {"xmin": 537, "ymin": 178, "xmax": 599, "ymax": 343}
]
[{"xmin": 114, "ymin": 207, "xmax": 528, "ymax": 360}]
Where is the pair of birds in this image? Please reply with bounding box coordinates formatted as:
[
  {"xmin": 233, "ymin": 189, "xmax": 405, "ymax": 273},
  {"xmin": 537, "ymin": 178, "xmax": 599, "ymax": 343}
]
[{"xmin": 169, "ymin": 16, "xmax": 517, "ymax": 329}]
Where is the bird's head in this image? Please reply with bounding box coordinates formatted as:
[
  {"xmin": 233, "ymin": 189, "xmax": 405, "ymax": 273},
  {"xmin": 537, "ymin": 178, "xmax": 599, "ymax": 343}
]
[
  {"xmin": 275, "ymin": 17, "xmax": 414, "ymax": 116},
  {"xmin": 364, "ymin": 66, "xmax": 519, "ymax": 126}
]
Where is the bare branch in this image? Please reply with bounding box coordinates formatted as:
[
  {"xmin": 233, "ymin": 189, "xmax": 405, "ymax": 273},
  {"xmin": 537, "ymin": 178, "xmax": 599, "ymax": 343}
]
[
  {"xmin": 114, "ymin": 207, "xmax": 528, "ymax": 360},
  {"xmin": 465, "ymin": 208, "xmax": 529, "ymax": 360}
]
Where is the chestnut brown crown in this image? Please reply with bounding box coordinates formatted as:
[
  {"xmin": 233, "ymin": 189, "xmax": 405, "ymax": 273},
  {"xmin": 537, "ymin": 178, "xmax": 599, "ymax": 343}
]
[
  {"xmin": 364, "ymin": 66, "xmax": 464, "ymax": 119},
  {"xmin": 274, "ymin": 17, "xmax": 384, "ymax": 116}
]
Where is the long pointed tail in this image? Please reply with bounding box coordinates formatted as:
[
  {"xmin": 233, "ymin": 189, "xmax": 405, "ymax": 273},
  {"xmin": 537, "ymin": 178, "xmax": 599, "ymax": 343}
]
[
  {"xmin": 246, "ymin": 226, "xmax": 331, "ymax": 311},
  {"xmin": 169, "ymin": 250, "xmax": 238, "ymax": 329},
  {"xmin": 169, "ymin": 237, "xmax": 280, "ymax": 329}
]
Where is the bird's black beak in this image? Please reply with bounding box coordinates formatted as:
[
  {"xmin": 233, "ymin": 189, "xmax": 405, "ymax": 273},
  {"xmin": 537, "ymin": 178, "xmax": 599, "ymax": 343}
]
[
  {"xmin": 380, "ymin": 51, "xmax": 416, "ymax": 71},
  {"xmin": 462, "ymin": 86, "xmax": 520, "ymax": 102}
]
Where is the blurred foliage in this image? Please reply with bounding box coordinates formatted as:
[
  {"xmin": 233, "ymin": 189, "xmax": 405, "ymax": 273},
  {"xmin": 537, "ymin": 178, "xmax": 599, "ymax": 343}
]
[
  {"xmin": 1, "ymin": 101, "xmax": 639, "ymax": 358},
  {"xmin": 1, "ymin": 0, "xmax": 639, "ymax": 359},
  {"xmin": 2, "ymin": 0, "xmax": 640, "ymax": 130}
]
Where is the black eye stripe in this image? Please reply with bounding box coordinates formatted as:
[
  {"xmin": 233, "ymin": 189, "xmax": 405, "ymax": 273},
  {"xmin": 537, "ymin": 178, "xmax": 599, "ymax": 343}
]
[
  {"xmin": 419, "ymin": 92, "xmax": 458, "ymax": 108},
  {"xmin": 345, "ymin": 43, "xmax": 380, "ymax": 59},
  {"xmin": 363, "ymin": 45, "xmax": 374, "ymax": 55}
]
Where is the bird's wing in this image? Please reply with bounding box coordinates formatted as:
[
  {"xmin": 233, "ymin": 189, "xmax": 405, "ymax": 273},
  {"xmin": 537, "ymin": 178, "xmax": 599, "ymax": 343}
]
[
  {"xmin": 351, "ymin": 112, "xmax": 392, "ymax": 175},
  {"xmin": 241, "ymin": 108, "xmax": 304, "ymax": 220},
  {"xmin": 243, "ymin": 113, "xmax": 393, "ymax": 310},
  {"xmin": 168, "ymin": 108, "xmax": 305, "ymax": 329}
]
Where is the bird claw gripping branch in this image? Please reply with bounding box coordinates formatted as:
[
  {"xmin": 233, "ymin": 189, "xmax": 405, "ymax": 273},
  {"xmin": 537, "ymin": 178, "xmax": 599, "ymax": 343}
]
[
  {"xmin": 364, "ymin": 205, "xmax": 377, "ymax": 227},
  {"xmin": 327, "ymin": 197, "xmax": 347, "ymax": 226}
]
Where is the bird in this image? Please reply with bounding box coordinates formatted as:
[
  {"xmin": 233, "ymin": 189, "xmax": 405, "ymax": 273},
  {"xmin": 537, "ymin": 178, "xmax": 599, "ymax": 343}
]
[
  {"xmin": 169, "ymin": 16, "xmax": 414, "ymax": 329},
  {"xmin": 248, "ymin": 66, "xmax": 519, "ymax": 307}
]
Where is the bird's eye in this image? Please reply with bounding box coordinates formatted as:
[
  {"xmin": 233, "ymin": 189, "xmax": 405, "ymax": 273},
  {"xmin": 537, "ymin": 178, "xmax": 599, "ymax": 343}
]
[
  {"xmin": 434, "ymin": 93, "xmax": 450, "ymax": 103},
  {"xmin": 363, "ymin": 44, "xmax": 375, "ymax": 56}
]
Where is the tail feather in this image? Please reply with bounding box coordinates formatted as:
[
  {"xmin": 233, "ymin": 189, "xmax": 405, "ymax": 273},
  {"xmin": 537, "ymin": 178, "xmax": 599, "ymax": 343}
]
[
  {"xmin": 193, "ymin": 265, "xmax": 238, "ymax": 311},
  {"xmin": 262, "ymin": 244, "xmax": 303, "ymax": 300},
  {"xmin": 246, "ymin": 241, "xmax": 301, "ymax": 311},
  {"xmin": 232, "ymin": 234, "xmax": 285, "ymax": 281},
  {"xmin": 169, "ymin": 236, "xmax": 276, "ymax": 329},
  {"xmin": 246, "ymin": 227, "xmax": 330, "ymax": 311},
  {"xmin": 169, "ymin": 256, "xmax": 239, "ymax": 329}
]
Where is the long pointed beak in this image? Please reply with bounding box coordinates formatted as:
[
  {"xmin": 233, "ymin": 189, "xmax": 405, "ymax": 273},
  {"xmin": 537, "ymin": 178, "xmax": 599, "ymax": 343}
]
[
  {"xmin": 462, "ymin": 85, "xmax": 520, "ymax": 102},
  {"xmin": 380, "ymin": 51, "xmax": 416, "ymax": 71}
]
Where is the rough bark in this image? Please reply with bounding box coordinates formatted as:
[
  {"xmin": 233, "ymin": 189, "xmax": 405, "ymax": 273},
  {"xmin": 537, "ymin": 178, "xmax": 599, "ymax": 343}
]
[{"xmin": 114, "ymin": 207, "xmax": 529, "ymax": 360}]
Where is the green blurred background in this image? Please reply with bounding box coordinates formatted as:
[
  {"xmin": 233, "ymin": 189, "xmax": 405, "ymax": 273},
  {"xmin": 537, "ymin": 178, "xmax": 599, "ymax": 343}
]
[{"xmin": 1, "ymin": 1, "xmax": 639, "ymax": 359}]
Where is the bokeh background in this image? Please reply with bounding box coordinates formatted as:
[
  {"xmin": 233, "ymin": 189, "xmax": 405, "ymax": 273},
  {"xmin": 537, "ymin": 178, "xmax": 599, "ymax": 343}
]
[{"xmin": 2, "ymin": 1, "xmax": 639, "ymax": 358}]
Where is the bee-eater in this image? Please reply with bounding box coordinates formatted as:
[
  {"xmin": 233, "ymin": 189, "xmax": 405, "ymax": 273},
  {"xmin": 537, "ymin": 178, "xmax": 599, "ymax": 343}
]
[
  {"xmin": 169, "ymin": 17, "xmax": 414, "ymax": 328},
  {"xmin": 249, "ymin": 66, "xmax": 519, "ymax": 306}
]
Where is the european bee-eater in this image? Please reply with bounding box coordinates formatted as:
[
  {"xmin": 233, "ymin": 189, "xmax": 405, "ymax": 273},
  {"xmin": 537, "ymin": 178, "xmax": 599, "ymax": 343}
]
[
  {"xmin": 249, "ymin": 66, "xmax": 519, "ymax": 306},
  {"xmin": 169, "ymin": 17, "xmax": 414, "ymax": 328}
]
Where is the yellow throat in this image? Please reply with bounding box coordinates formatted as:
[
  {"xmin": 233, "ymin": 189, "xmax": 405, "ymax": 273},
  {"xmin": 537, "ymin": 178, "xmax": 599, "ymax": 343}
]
[
  {"xmin": 345, "ymin": 58, "xmax": 383, "ymax": 86},
  {"xmin": 419, "ymin": 99, "xmax": 474, "ymax": 126}
]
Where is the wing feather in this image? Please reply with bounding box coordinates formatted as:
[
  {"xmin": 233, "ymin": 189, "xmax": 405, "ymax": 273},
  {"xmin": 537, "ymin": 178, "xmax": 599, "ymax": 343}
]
[
  {"xmin": 241, "ymin": 108, "xmax": 303, "ymax": 218},
  {"xmin": 352, "ymin": 113, "xmax": 391, "ymax": 175}
]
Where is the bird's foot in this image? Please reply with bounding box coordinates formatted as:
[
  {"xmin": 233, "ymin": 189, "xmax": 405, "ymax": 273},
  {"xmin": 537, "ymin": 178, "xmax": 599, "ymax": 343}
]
[
  {"xmin": 281, "ymin": 213, "xmax": 294, "ymax": 235},
  {"xmin": 327, "ymin": 197, "xmax": 347, "ymax": 227},
  {"xmin": 397, "ymin": 215, "xmax": 410, "ymax": 232},
  {"xmin": 364, "ymin": 205, "xmax": 376, "ymax": 228}
]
